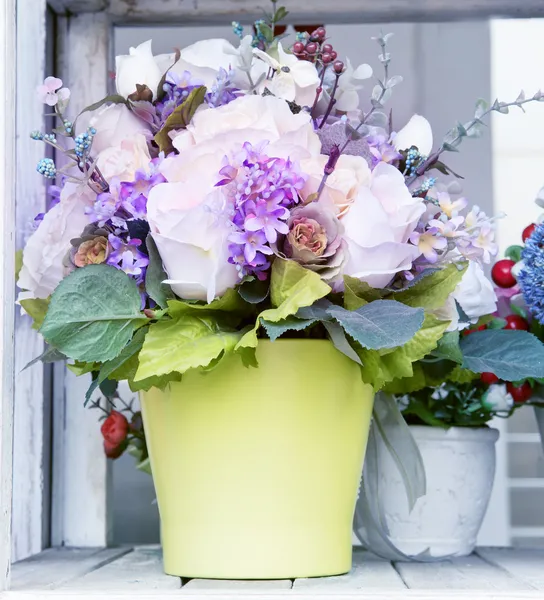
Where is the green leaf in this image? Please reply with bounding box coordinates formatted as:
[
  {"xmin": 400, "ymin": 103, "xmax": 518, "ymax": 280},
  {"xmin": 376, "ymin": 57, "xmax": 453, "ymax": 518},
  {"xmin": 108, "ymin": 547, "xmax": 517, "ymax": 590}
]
[
  {"xmin": 24, "ymin": 345, "xmax": 66, "ymax": 371},
  {"xmin": 510, "ymin": 303, "xmax": 529, "ymax": 320},
  {"xmin": 145, "ymin": 235, "xmax": 174, "ymax": 309},
  {"xmin": 20, "ymin": 298, "xmax": 50, "ymax": 330},
  {"xmin": 236, "ymin": 260, "xmax": 331, "ymax": 354},
  {"xmin": 67, "ymin": 361, "xmax": 99, "ymax": 376},
  {"xmin": 154, "ymin": 86, "xmax": 206, "ymax": 153},
  {"xmin": 394, "ymin": 262, "xmax": 468, "ymax": 310},
  {"xmin": 460, "ymin": 329, "xmax": 544, "ymax": 380},
  {"xmin": 238, "ymin": 278, "xmax": 269, "ymax": 304},
  {"xmin": 486, "ymin": 317, "xmax": 508, "ymax": 329},
  {"xmin": 432, "ymin": 331, "xmax": 463, "ymax": 364},
  {"xmin": 505, "ymin": 245, "xmax": 523, "ymax": 263},
  {"xmin": 322, "ymin": 321, "xmax": 362, "ymax": 365},
  {"xmin": 84, "ymin": 328, "xmax": 147, "ymax": 405},
  {"xmin": 327, "ymin": 300, "xmax": 425, "ymax": 350},
  {"xmin": 261, "ymin": 316, "xmax": 317, "ymax": 341},
  {"xmin": 447, "ymin": 365, "xmax": 479, "ymax": 384},
  {"xmin": 343, "ymin": 276, "xmax": 384, "ymax": 310},
  {"xmin": 135, "ymin": 313, "xmax": 242, "ymax": 381},
  {"xmin": 362, "ymin": 315, "xmax": 451, "ymax": 390},
  {"xmin": 75, "ymin": 94, "xmax": 128, "ymax": 124},
  {"xmin": 404, "ymin": 400, "xmax": 450, "ymax": 428},
  {"xmin": 168, "ymin": 288, "xmax": 247, "ymax": 317},
  {"xmin": 273, "ymin": 6, "xmax": 289, "ymax": 22},
  {"xmin": 128, "ymin": 370, "xmax": 182, "ymax": 392},
  {"xmin": 155, "ymin": 48, "xmax": 181, "ymax": 101},
  {"xmin": 258, "ymin": 23, "xmax": 274, "ymax": 43},
  {"xmin": 40, "ymin": 265, "xmax": 147, "ymax": 363}
]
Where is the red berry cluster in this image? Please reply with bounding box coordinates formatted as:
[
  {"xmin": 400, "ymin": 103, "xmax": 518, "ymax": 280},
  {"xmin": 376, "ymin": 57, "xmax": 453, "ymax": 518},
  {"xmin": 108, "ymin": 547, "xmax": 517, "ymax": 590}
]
[
  {"xmin": 292, "ymin": 27, "xmax": 344, "ymax": 72},
  {"xmin": 478, "ymin": 220, "xmax": 538, "ymax": 404}
]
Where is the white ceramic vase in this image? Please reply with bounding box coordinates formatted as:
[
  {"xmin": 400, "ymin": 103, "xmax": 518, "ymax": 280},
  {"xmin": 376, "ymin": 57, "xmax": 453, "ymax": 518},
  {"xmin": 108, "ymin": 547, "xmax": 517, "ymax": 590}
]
[
  {"xmin": 535, "ymin": 407, "xmax": 544, "ymax": 456},
  {"xmin": 370, "ymin": 425, "xmax": 499, "ymax": 559}
]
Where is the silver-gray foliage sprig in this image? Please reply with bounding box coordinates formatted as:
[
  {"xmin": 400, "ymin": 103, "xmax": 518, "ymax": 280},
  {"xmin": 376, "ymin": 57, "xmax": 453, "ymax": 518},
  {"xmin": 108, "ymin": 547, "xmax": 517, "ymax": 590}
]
[{"xmin": 407, "ymin": 89, "xmax": 544, "ymax": 185}]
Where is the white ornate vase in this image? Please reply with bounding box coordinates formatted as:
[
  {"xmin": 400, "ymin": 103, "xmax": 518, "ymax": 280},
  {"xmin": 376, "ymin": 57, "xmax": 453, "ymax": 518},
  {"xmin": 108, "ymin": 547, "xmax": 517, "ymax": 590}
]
[{"xmin": 371, "ymin": 425, "xmax": 499, "ymax": 559}]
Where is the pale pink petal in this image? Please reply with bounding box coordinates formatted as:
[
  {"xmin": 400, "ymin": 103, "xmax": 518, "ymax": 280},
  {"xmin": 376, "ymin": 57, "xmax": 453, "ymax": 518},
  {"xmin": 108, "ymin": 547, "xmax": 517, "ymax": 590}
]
[{"xmin": 43, "ymin": 76, "xmax": 63, "ymax": 92}]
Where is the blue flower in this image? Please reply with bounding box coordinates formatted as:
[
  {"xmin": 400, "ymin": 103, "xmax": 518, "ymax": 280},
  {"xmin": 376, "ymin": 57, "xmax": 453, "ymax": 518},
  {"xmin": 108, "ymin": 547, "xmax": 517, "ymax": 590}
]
[{"xmin": 519, "ymin": 222, "xmax": 544, "ymax": 323}]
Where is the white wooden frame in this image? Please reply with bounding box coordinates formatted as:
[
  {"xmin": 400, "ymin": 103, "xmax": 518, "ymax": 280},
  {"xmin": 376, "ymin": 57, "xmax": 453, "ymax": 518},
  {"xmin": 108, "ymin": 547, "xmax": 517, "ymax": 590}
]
[
  {"xmin": 8, "ymin": 0, "xmax": 544, "ymax": 590},
  {"xmin": 1, "ymin": 0, "xmax": 17, "ymax": 591}
]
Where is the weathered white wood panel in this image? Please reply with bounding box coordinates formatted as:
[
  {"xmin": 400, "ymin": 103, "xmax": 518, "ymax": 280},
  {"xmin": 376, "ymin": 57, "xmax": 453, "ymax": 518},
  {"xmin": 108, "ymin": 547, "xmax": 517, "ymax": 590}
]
[
  {"xmin": 59, "ymin": 547, "xmax": 180, "ymax": 591},
  {"xmin": 394, "ymin": 555, "xmax": 533, "ymax": 591},
  {"xmin": 52, "ymin": 12, "xmax": 113, "ymax": 548},
  {"xmin": 10, "ymin": 547, "xmax": 130, "ymax": 591},
  {"xmin": 477, "ymin": 548, "xmax": 544, "ymax": 590},
  {"xmin": 49, "ymin": 0, "xmax": 544, "ymax": 23},
  {"xmin": 0, "ymin": 0, "xmax": 17, "ymax": 591},
  {"xmin": 183, "ymin": 579, "xmax": 292, "ymax": 590},
  {"xmin": 12, "ymin": 0, "xmax": 48, "ymax": 564},
  {"xmin": 294, "ymin": 550, "xmax": 406, "ymax": 590}
]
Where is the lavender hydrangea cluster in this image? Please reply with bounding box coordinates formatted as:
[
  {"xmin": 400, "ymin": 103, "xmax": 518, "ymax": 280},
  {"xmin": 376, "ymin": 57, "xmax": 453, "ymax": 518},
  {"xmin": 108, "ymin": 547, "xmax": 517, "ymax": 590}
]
[
  {"xmin": 518, "ymin": 222, "xmax": 544, "ymax": 324},
  {"xmin": 216, "ymin": 142, "xmax": 306, "ymax": 280}
]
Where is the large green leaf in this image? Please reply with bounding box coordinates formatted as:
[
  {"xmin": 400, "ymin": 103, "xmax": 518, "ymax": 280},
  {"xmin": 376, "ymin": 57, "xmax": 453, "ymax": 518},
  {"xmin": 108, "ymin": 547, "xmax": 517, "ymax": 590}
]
[
  {"xmin": 261, "ymin": 316, "xmax": 318, "ymax": 341},
  {"xmin": 328, "ymin": 300, "xmax": 425, "ymax": 350},
  {"xmin": 20, "ymin": 298, "xmax": 50, "ymax": 330},
  {"xmin": 145, "ymin": 235, "xmax": 174, "ymax": 309},
  {"xmin": 168, "ymin": 288, "xmax": 248, "ymax": 317},
  {"xmin": 358, "ymin": 315, "xmax": 450, "ymax": 390},
  {"xmin": 343, "ymin": 276, "xmax": 384, "ymax": 310},
  {"xmin": 394, "ymin": 262, "xmax": 468, "ymax": 310},
  {"xmin": 235, "ymin": 260, "xmax": 331, "ymax": 356},
  {"xmin": 84, "ymin": 328, "xmax": 147, "ymax": 405},
  {"xmin": 460, "ymin": 329, "xmax": 544, "ymax": 380},
  {"xmin": 40, "ymin": 265, "xmax": 147, "ymax": 363},
  {"xmin": 154, "ymin": 86, "xmax": 206, "ymax": 153},
  {"xmin": 134, "ymin": 313, "xmax": 242, "ymax": 381},
  {"xmin": 431, "ymin": 330, "xmax": 464, "ymax": 364}
]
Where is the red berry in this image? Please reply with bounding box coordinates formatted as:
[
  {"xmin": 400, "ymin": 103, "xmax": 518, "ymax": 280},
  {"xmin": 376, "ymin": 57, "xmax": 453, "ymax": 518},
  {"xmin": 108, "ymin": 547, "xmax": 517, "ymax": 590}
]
[
  {"xmin": 462, "ymin": 324, "xmax": 487, "ymax": 337},
  {"xmin": 316, "ymin": 27, "xmax": 327, "ymax": 39},
  {"xmin": 330, "ymin": 50, "xmax": 338, "ymax": 61},
  {"xmin": 101, "ymin": 410, "xmax": 129, "ymax": 446},
  {"xmin": 522, "ymin": 223, "xmax": 537, "ymax": 242},
  {"xmin": 293, "ymin": 41, "xmax": 305, "ymax": 54},
  {"xmin": 481, "ymin": 372, "xmax": 499, "ymax": 385},
  {"xmin": 305, "ymin": 42, "xmax": 318, "ymax": 55},
  {"xmin": 504, "ymin": 314, "xmax": 530, "ymax": 331},
  {"xmin": 333, "ymin": 60, "xmax": 345, "ymax": 74},
  {"xmin": 321, "ymin": 53, "xmax": 332, "ymax": 64},
  {"xmin": 506, "ymin": 381, "xmax": 532, "ymax": 404},
  {"xmin": 103, "ymin": 439, "xmax": 127, "ymax": 460},
  {"xmin": 322, "ymin": 43, "xmax": 333, "ymax": 54},
  {"xmin": 491, "ymin": 259, "xmax": 517, "ymax": 288}
]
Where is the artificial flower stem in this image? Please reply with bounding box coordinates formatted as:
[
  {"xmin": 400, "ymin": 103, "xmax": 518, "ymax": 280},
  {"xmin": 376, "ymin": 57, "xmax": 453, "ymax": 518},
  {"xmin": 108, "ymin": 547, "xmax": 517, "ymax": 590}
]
[
  {"xmin": 319, "ymin": 73, "xmax": 341, "ymax": 129},
  {"xmin": 310, "ymin": 66, "xmax": 328, "ymax": 119}
]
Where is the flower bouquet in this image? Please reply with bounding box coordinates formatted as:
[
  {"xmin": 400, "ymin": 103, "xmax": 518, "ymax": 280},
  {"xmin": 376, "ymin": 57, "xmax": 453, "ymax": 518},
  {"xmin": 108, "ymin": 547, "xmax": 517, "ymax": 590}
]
[{"xmin": 17, "ymin": 4, "xmax": 544, "ymax": 578}]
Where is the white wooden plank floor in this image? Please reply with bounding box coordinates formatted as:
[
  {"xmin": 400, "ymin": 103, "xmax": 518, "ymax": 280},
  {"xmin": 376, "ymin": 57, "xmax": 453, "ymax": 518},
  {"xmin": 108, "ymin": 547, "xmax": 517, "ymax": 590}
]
[{"xmin": 5, "ymin": 546, "xmax": 544, "ymax": 599}]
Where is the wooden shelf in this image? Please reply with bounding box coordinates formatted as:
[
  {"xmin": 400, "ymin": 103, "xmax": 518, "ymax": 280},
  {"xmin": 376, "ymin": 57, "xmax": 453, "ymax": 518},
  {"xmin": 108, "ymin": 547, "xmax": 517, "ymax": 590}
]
[
  {"xmin": 47, "ymin": 0, "xmax": 544, "ymax": 25},
  {"xmin": 6, "ymin": 545, "xmax": 544, "ymax": 598}
]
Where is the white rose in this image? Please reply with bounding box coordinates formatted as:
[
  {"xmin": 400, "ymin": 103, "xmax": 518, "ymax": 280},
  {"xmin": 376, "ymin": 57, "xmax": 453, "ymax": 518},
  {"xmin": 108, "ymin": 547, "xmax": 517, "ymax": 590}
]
[
  {"xmin": 147, "ymin": 182, "xmax": 237, "ymax": 304},
  {"xmin": 393, "ymin": 114, "xmax": 433, "ymax": 156},
  {"xmin": 96, "ymin": 133, "xmax": 152, "ymax": 182},
  {"xmin": 341, "ymin": 162, "xmax": 425, "ymax": 288},
  {"xmin": 150, "ymin": 94, "xmax": 321, "ymax": 302},
  {"xmin": 115, "ymin": 40, "xmax": 172, "ymax": 99},
  {"xmin": 452, "ymin": 261, "xmax": 497, "ymax": 326},
  {"xmin": 483, "ymin": 384, "xmax": 514, "ymax": 412},
  {"xmin": 17, "ymin": 183, "xmax": 94, "ymax": 300},
  {"xmin": 83, "ymin": 103, "xmax": 150, "ymax": 156}
]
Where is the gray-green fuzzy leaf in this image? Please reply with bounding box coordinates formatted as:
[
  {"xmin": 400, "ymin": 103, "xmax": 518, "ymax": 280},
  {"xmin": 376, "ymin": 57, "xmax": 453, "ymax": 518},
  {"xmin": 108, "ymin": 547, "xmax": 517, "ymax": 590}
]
[
  {"xmin": 145, "ymin": 235, "xmax": 174, "ymax": 309},
  {"xmin": 40, "ymin": 265, "xmax": 147, "ymax": 363}
]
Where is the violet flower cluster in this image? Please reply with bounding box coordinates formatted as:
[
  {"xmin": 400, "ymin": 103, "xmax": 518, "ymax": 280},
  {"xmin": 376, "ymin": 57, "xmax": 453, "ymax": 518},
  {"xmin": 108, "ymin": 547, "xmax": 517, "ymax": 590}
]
[{"xmin": 215, "ymin": 142, "xmax": 306, "ymax": 280}]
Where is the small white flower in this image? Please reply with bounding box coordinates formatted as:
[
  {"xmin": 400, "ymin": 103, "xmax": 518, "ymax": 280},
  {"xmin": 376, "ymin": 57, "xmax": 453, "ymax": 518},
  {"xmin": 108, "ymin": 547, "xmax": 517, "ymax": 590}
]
[
  {"xmin": 253, "ymin": 42, "xmax": 320, "ymax": 107},
  {"xmin": 333, "ymin": 59, "xmax": 372, "ymax": 112},
  {"xmin": 36, "ymin": 76, "xmax": 70, "ymax": 107},
  {"xmin": 483, "ymin": 384, "xmax": 514, "ymax": 412},
  {"xmin": 393, "ymin": 114, "xmax": 433, "ymax": 155}
]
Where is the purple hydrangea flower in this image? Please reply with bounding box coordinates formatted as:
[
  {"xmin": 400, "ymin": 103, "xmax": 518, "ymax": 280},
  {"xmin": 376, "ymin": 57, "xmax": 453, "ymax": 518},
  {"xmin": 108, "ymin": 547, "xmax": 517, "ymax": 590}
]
[
  {"xmin": 155, "ymin": 70, "xmax": 204, "ymax": 126},
  {"xmin": 119, "ymin": 167, "xmax": 165, "ymax": 219},
  {"xmin": 206, "ymin": 68, "xmax": 241, "ymax": 108},
  {"xmin": 107, "ymin": 234, "xmax": 149, "ymax": 284}
]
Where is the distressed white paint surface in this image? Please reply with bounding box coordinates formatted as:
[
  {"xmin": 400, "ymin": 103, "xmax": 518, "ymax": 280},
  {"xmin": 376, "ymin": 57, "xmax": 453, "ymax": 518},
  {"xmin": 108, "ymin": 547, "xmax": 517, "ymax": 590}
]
[
  {"xmin": 394, "ymin": 555, "xmax": 533, "ymax": 591},
  {"xmin": 49, "ymin": 0, "xmax": 544, "ymax": 24},
  {"xmin": 183, "ymin": 579, "xmax": 292, "ymax": 590},
  {"xmin": 0, "ymin": 0, "xmax": 17, "ymax": 591},
  {"xmin": 13, "ymin": 0, "xmax": 48, "ymax": 564},
  {"xmin": 294, "ymin": 550, "xmax": 406, "ymax": 590},
  {"xmin": 60, "ymin": 547, "xmax": 180, "ymax": 591},
  {"xmin": 52, "ymin": 12, "xmax": 113, "ymax": 549},
  {"xmin": 476, "ymin": 548, "xmax": 544, "ymax": 590},
  {"xmin": 10, "ymin": 547, "xmax": 130, "ymax": 591}
]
